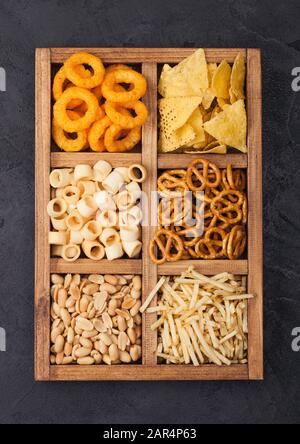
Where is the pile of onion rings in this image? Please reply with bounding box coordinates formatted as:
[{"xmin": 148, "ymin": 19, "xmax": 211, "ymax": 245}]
[{"xmin": 52, "ymin": 52, "xmax": 148, "ymax": 152}]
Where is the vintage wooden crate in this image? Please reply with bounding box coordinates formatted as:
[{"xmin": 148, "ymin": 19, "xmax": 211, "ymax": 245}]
[{"xmin": 35, "ymin": 48, "xmax": 262, "ymax": 381}]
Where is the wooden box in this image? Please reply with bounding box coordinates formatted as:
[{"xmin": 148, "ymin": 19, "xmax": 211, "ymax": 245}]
[{"xmin": 35, "ymin": 48, "xmax": 262, "ymax": 381}]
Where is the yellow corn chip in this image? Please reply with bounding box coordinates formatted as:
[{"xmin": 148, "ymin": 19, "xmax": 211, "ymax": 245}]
[
  {"xmin": 185, "ymin": 143, "xmax": 227, "ymax": 154},
  {"xmin": 211, "ymin": 104, "xmax": 222, "ymax": 118},
  {"xmin": 230, "ymin": 53, "xmax": 245, "ymax": 100},
  {"xmin": 159, "ymin": 96, "xmax": 202, "ymax": 137},
  {"xmin": 185, "ymin": 107, "xmax": 205, "ymax": 147},
  {"xmin": 229, "ymin": 87, "xmax": 237, "ymax": 104},
  {"xmin": 203, "ymin": 99, "xmax": 247, "ymax": 152},
  {"xmin": 202, "ymin": 63, "xmax": 217, "ymax": 110},
  {"xmin": 217, "ymin": 97, "xmax": 230, "ymax": 109},
  {"xmin": 159, "ymin": 124, "xmax": 195, "ymax": 153},
  {"xmin": 158, "ymin": 49, "xmax": 208, "ymax": 97},
  {"xmin": 212, "ymin": 60, "xmax": 231, "ymax": 99}
]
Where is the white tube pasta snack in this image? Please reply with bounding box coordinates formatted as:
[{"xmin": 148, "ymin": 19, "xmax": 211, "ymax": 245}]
[
  {"xmin": 105, "ymin": 242, "xmax": 124, "ymax": 260},
  {"xmin": 77, "ymin": 180, "xmax": 96, "ymax": 198},
  {"xmin": 65, "ymin": 209, "xmax": 85, "ymax": 231},
  {"xmin": 120, "ymin": 226, "xmax": 141, "ymax": 242},
  {"xmin": 128, "ymin": 164, "xmax": 147, "ymax": 183},
  {"xmin": 61, "ymin": 244, "xmax": 81, "ymax": 262},
  {"xmin": 99, "ymin": 228, "xmax": 120, "ymax": 247},
  {"xmin": 93, "ymin": 160, "xmax": 112, "ymax": 182},
  {"xmin": 62, "ymin": 186, "xmax": 80, "ymax": 205},
  {"xmin": 51, "ymin": 215, "xmax": 67, "ymax": 231},
  {"xmin": 93, "ymin": 191, "xmax": 116, "ymax": 211},
  {"xmin": 47, "ymin": 198, "xmax": 67, "ymax": 218},
  {"xmin": 126, "ymin": 181, "xmax": 142, "ymax": 202},
  {"xmin": 77, "ymin": 196, "xmax": 98, "ymax": 218},
  {"xmin": 119, "ymin": 205, "xmax": 143, "ymax": 226},
  {"xmin": 82, "ymin": 240, "xmax": 105, "ymax": 260},
  {"xmin": 114, "ymin": 167, "xmax": 130, "ymax": 183},
  {"xmin": 102, "ymin": 170, "xmax": 124, "ymax": 195},
  {"xmin": 74, "ymin": 164, "xmax": 93, "ymax": 182},
  {"xmin": 122, "ymin": 240, "xmax": 142, "ymax": 258},
  {"xmin": 48, "ymin": 231, "xmax": 68, "ymax": 245},
  {"xmin": 81, "ymin": 220, "xmax": 102, "ymax": 241},
  {"xmin": 69, "ymin": 230, "xmax": 84, "ymax": 244},
  {"xmin": 50, "ymin": 169, "xmax": 72, "ymax": 188},
  {"xmin": 115, "ymin": 190, "xmax": 135, "ymax": 211},
  {"xmin": 96, "ymin": 209, "xmax": 118, "ymax": 228}
]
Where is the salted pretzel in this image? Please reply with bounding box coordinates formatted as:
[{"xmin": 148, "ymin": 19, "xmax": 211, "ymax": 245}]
[
  {"xmin": 222, "ymin": 164, "xmax": 246, "ymax": 191},
  {"xmin": 223, "ymin": 225, "xmax": 246, "ymax": 260},
  {"xmin": 149, "ymin": 228, "xmax": 184, "ymax": 264},
  {"xmin": 158, "ymin": 194, "xmax": 193, "ymax": 226},
  {"xmin": 186, "ymin": 159, "xmax": 221, "ymax": 191},
  {"xmin": 158, "ymin": 170, "xmax": 188, "ymax": 197},
  {"xmin": 195, "ymin": 227, "xmax": 226, "ymax": 259}
]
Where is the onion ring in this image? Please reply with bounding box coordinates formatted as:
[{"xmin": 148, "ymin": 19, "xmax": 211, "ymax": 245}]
[
  {"xmin": 104, "ymin": 124, "xmax": 141, "ymax": 152},
  {"xmin": 88, "ymin": 116, "xmax": 112, "ymax": 152},
  {"xmin": 105, "ymin": 64, "xmax": 132, "ymax": 73},
  {"xmin": 52, "ymin": 110, "xmax": 88, "ymax": 152},
  {"xmin": 64, "ymin": 52, "xmax": 105, "ymax": 89},
  {"xmin": 102, "ymin": 69, "xmax": 147, "ymax": 103},
  {"xmin": 52, "ymin": 65, "xmax": 91, "ymax": 108},
  {"xmin": 53, "ymin": 86, "xmax": 99, "ymax": 132},
  {"xmin": 105, "ymin": 100, "xmax": 148, "ymax": 129}
]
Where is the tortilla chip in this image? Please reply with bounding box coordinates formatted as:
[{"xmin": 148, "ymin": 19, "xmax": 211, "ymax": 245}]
[
  {"xmin": 212, "ymin": 60, "xmax": 231, "ymax": 99},
  {"xmin": 203, "ymin": 99, "xmax": 247, "ymax": 152},
  {"xmin": 229, "ymin": 88, "xmax": 237, "ymax": 104},
  {"xmin": 159, "ymin": 96, "xmax": 202, "ymax": 137},
  {"xmin": 211, "ymin": 104, "xmax": 222, "ymax": 118},
  {"xmin": 217, "ymin": 97, "xmax": 230, "ymax": 109},
  {"xmin": 159, "ymin": 124, "xmax": 195, "ymax": 153},
  {"xmin": 185, "ymin": 107, "xmax": 205, "ymax": 146},
  {"xmin": 158, "ymin": 49, "xmax": 208, "ymax": 97},
  {"xmin": 202, "ymin": 63, "xmax": 217, "ymax": 110},
  {"xmin": 231, "ymin": 53, "xmax": 245, "ymax": 100},
  {"xmin": 185, "ymin": 143, "xmax": 227, "ymax": 154}
]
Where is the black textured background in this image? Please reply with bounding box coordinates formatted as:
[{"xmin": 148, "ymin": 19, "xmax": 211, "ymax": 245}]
[{"xmin": 0, "ymin": 0, "xmax": 300, "ymax": 425}]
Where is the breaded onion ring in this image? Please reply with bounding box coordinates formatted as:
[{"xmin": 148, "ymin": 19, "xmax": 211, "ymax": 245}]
[
  {"xmin": 105, "ymin": 100, "xmax": 148, "ymax": 129},
  {"xmin": 52, "ymin": 110, "xmax": 88, "ymax": 152},
  {"xmin": 88, "ymin": 116, "xmax": 112, "ymax": 152},
  {"xmin": 104, "ymin": 124, "xmax": 141, "ymax": 152},
  {"xmin": 53, "ymin": 86, "xmax": 99, "ymax": 132},
  {"xmin": 105, "ymin": 64, "xmax": 132, "ymax": 73},
  {"xmin": 102, "ymin": 69, "xmax": 147, "ymax": 103},
  {"xmin": 64, "ymin": 52, "xmax": 105, "ymax": 89},
  {"xmin": 52, "ymin": 65, "xmax": 91, "ymax": 108}
]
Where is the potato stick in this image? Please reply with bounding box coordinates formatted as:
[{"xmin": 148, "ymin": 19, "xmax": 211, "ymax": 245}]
[
  {"xmin": 157, "ymin": 342, "xmax": 163, "ymax": 354},
  {"xmin": 167, "ymin": 313, "xmax": 178, "ymax": 345},
  {"xmin": 181, "ymin": 327, "xmax": 199, "ymax": 366},
  {"xmin": 207, "ymin": 323, "xmax": 219, "ymax": 349},
  {"xmin": 179, "ymin": 308, "xmax": 196, "ymax": 321},
  {"xmin": 225, "ymin": 300, "xmax": 231, "ymax": 329},
  {"xmin": 191, "ymin": 321, "xmax": 222, "ymax": 366},
  {"xmin": 172, "ymin": 344, "xmax": 180, "ymax": 358},
  {"xmin": 140, "ymin": 276, "xmax": 166, "ymax": 313},
  {"xmin": 214, "ymin": 349, "xmax": 231, "ymax": 366},
  {"xmin": 164, "ymin": 319, "xmax": 172, "ymax": 349},
  {"xmin": 175, "ymin": 319, "xmax": 190, "ymax": 364},
  {"xmin": 243, "ymin": 303, "xmax": 248, "ymax": 333},
  {"xmin": 191, "ymin": 270, "xmax": 235, "ymax": 292},
  {"xmin": 156, "ymin": 352, "xmax": 179, "ymax": 364},
  {"xmin": 220, "ymin": 330, "xmax": 238, "ymax": 345},
  {"xmin": 181, "ymin": 284, "xmax": 193, "ymax": 298},
  {"xmin": 184, "ymin": 314, "xmax": 200, "ymax": 325},
  {"xmin": 146, "ymin": 305, "xmax": 168, "ymax": 313},
  {"xmin": 186, "ymin": 325, "xmax": 204, "ymax": 364},
  {"xmin": 162, "ymin": 326, "xmax": 168, "ymax": 352},
  {"xmin": 173, "ymin": 304, "xmax": 188, "ymax": 315},
  {"xmin": 189, "ymin": 283, "xmax": 199, "ymax": 309},
  {"xmin": 150, "ymin": 315, "xmax": 164, "ymax": 331},
  {"xmin": 224, "ymin": 293, "xmax": 254, "ymax": 301},
  {"xmin": 213, "ymin": 272, "xmax": 234, "ymax": 281},
  {"xmin": 196, "ymin": 296, "xmax": 213, "ymax": 308},
  {"xmin": 163, "ymin": 283, "xmax": 185, "ymax": 306}
]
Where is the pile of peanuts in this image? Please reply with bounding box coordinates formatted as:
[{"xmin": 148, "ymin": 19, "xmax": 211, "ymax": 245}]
[{"xmin": 50, "ymin": 273, "xmax": 142, "ymax": 365}]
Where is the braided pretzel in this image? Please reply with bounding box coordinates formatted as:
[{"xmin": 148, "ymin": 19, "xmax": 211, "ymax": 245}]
[
  {"xmin": 223, "ymin": 225, "xmax": 246, "ymax": 259},
  {"xmin": 186, "ymin": 159, "xmax": 221, "ymax": 191},
  {"xmin": 149, "ymin": 228, "xmax": 184, "ymax": 264}
]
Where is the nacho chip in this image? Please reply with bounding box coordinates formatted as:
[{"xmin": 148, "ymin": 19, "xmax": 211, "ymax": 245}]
[
  {"xmin": 158, "ymin": 49, "xmax": 208, "ymax": 97},
  {"xmin": 212, "ymin": 60, "xmax": 231, "ymax": 99},
  {"xmin": 202, "ymin": 63, "xmax": 217, "ymax": 110},
  {"xmin": 217, "ymin": 97, "xmax": 230, "ymax": 109},
  {"xmin": 185, "ymin": 143, "xmax": 227, "ymax": 154},
  {"xmin": 230, "ymin": 53, "xmax": 245, "ymax": 100},
  {"xmin": 229, "ymin": 87, "xmax": 237, "ymax": 104},
  {"xmin": 159, "ymin": 96, "xmax": 202, "ymax": 137},
  {"xmin": 159, "ymin": 123, "xmax": 195, "ymax": 153},
  {"xmin": 203, "ymin": 99, "xmax": 247, "ymax": 152},
  {"xmin": 185, "ymin": 107, "xmax": 205, "ymax": 147},
  {"xmin": 211, "ymin": 104, "xmax": 222, "ymax": 118}
]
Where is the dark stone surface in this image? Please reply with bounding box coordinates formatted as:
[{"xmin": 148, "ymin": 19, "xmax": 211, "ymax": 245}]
[{"xmin": 0, "ymin": 0, "xmax": 300, "ymax": 425}]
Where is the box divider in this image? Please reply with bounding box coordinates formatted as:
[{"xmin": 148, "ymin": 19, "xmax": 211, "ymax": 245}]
[{"xmin": 142, "ymin": 62, "xmax": 158, "ymax": 365}]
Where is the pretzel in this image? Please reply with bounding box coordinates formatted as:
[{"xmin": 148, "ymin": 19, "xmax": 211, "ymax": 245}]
[
  {"xmin": 210, "ymin": 190, "xmax": 244, "ymax": 225},
  {"xmin": 186, "ymin": 159, "xmax": 221, "ymax": 191},
  {"xmin": 222, "ymin": 165, "xmax": 246, "ymax": 191},
  {"xmin": 149, "ymin": 228, "xmax": 184, "ymax": 264},
  {"xmin": 158, "ymin": 195, "xmax": 192, "ymax": 226},
  {"xmin": 195, "ymin": 227, "xmax": 226, "ymax": 259},
  {"xmin": 158, "ymin": 170, "xmax": 188, "ymax": 197},
  {"xmin": 223, "ymin": 225, "xmax": 246, "ymax": 259}
]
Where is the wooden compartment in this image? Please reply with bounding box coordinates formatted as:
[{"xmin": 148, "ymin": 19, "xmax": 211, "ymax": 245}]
[{"xmin": 35, "ymin": 48, "xmax": 262, "ymax": 380}]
